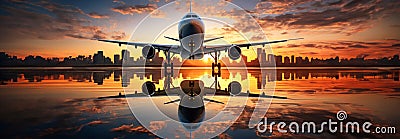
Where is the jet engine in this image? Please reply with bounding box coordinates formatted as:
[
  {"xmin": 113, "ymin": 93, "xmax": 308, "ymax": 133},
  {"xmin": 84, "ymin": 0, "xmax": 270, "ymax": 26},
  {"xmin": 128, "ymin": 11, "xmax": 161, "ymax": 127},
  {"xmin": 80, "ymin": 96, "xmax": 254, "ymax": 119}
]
[
  {"xmin": 142, "ymin": 81, "xmax": 156, "ymax": 96},
  {"xmin": 228, "ymin": 81, "xmax": 242, "ymax": 95},
  {"xmin": 142, "ymin": 45, "xmax": 155, "ymax": 59},
  {"xmin": 228, "ymin": 46, "xmax": 241, "ymax": 60}
]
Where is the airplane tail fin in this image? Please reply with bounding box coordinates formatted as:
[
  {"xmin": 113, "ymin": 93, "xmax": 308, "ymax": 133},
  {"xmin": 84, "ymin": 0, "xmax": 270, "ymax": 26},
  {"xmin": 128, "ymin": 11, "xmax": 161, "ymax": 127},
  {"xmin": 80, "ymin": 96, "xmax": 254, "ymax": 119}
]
[{"xmin": 189, "ymin": 0, "xmax": 192, "ymax": 13}]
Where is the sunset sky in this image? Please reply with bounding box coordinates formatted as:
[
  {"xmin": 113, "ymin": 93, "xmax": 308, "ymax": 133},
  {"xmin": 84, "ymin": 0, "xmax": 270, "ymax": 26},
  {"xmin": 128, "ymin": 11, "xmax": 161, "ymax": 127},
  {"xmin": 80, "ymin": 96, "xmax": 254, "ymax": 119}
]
[{"xmin": 0, "ymin": 0, "xmax": 399, "ymax": 61}]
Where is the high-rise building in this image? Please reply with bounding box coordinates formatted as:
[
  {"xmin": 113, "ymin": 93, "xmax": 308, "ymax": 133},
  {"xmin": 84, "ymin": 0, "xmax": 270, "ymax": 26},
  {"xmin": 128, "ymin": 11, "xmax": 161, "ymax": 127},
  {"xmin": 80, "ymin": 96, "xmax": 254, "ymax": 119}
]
[
  {"xmin": 114, "ymin": 54, "xmax": 120, "ymax": 64},
  {"xmin": 268, "ymin": 54, "xmax": 274, "ymax": 65},
  {"xmin": 304, "ymin": 57, "xmax": 310, "ymax": 64},
  {"xmin": 105, "ymin": 57, "xmax": 112, "ymax": 64},
  {"xmin": 291, "ymin": 55, "xmax": 295, "ymax": 64},
  {"xmin": 275, "ymin": 55, "xmax": 282, "ymax": 65},
  {"xmin": 93, "ymin": 51, "xmax": 105, "ymax": 64},
  {"xmin": 242, "ymin": 55, "xmax": 247, "ymax": 63},
  {"xmin": 121, "ymin": 50, "xmax": 130, "ymax": 61},
  {"xmin": 295, "ymin": 56, "xmax": 303, "ymax": 65},
  {"xmin": 257, "ymin": 48, "xmax": 262, "ymax": 57},
  {"xmin": 284, "ymin": 56, "xmax": 290, "ymax": 65},
  {"xmin": 77, "ymin": 55, "xmax": 85, "ymax": 61},
  {"xmin": 394, "ymin": 55, "xmax": 399, "ymax": 61},
  {"xmin": 261, "ymin": 50, "xmax": 266, "ymax": 64}
]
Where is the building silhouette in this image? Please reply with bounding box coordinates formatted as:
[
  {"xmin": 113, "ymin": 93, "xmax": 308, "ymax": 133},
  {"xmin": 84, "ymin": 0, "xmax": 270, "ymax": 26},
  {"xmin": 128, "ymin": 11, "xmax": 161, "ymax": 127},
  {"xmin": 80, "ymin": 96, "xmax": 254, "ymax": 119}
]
[{"xmin": 0, "ymin": 49, "xmax": 399, "ymax": 67}]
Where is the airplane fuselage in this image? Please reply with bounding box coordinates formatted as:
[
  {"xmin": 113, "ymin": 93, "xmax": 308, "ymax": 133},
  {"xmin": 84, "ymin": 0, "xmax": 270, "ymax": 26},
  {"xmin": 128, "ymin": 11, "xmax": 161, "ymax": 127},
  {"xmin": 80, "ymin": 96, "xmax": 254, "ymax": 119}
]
[{"xmin": 178, "ymin": 13, "xmax": 205, "ymax": 59}]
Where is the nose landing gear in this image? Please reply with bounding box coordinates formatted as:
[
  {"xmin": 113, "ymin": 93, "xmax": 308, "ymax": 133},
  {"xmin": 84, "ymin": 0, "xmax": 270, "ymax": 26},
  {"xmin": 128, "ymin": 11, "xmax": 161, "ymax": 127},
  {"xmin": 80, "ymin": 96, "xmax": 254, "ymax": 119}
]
[
  {"xmin": 211, "ymin": 51, "xmax": 221, "ymax": 77},
  {"xmin": 211, "ymin": 62, "xmax": 221, "ymax": 77},
  {"xmin": 163, "ymin": 51, "xmax": 174, "ymax": 76}
]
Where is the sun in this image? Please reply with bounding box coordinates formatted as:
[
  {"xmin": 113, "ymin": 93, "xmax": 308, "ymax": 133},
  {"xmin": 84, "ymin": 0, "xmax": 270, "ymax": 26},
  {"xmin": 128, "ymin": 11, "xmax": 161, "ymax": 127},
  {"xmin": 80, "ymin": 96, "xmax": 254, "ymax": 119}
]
[{"xmin": 202, "ymin": 54, "xmax": 213, "ymax": 63}]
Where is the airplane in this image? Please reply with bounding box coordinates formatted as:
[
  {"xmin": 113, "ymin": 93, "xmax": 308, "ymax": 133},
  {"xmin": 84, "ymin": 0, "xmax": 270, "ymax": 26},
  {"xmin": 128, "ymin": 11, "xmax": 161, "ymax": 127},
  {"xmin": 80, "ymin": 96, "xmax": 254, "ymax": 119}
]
[
  {"xmin": 98, "ymin": 79, "xmax": 287, "ymax": 136},
  {"xmin": 97, "ymin": 1, "xmax": 295, "ymax": 137},
  {"xmin": 97, "ymin": 1, "xmax": 303, "ymax": 73}
]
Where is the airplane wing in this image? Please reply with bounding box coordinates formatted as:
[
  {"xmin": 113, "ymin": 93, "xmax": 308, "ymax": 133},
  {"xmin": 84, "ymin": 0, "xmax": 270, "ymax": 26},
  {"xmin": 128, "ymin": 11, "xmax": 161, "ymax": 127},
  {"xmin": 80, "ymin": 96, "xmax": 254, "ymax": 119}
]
[
  {"xmin": 97, "ymin": 39, "xmax": 179, "ymax": 52},
  {"xmin": 202, "ymin": 38, "xmax": 303, "ymax": 54},
  {"xmin": 98, "ymin": 88, "xmax": 287, "ymax": 100}
]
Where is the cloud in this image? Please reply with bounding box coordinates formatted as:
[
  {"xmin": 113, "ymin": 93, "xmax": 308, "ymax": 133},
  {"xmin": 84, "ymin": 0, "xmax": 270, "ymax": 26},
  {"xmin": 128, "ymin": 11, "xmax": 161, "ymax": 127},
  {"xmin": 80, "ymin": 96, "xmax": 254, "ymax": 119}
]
[
  {"xmin": 278, "ymin": 43, "xmax": 347, "ymax": 50},
  {"xmin": 300, "ymin": 52, "xmax": 319, "ymax": 55},
  {"xmin": 0, "ymin": 0, "xmax": 127, "ymax": 41},
  {"xmin": 65, "ymin": 26, "xmax": 108, "ymax": 39},
  {"xmin": 110, "ymin": 124, "xmax": 150, "ymax": 133},
  {"xmin": 378, "ymin": 43, "xmax": 400, "ymax": 49},
  {"xmin": 112, "ymin": 0, "xmax": 126, "ymax": 5},
  {"xmin": 87, "ymin": 12, "xmax": 110, "ymax": 19},
  {"xmin": 248, "ymin": 0, "xmax": 400, "ymax": 35},
  {"xmin": 348, "ymin": 44, "xmax": 369, "ymax": 48},
  {"xmin": 390, "ymin": 25, "xmax": 400, "ymax": 28},
  {"xmin": 272, "ymin": 39, "xmax": 400, "ymax": 58},
  {"xmin": 87, "ymin": 120, "xmax": 108, "ymax": 126},
  {"xmin": 111, "ymin": 4, "xmax": 157, "ymax": 15},
  {"xmin": 111, "ymin": 31, "xmax": 126, "ymax": 40},
  {"xmin": 356, "ymin": 53, "xmax": 370, "ymax": 58}
]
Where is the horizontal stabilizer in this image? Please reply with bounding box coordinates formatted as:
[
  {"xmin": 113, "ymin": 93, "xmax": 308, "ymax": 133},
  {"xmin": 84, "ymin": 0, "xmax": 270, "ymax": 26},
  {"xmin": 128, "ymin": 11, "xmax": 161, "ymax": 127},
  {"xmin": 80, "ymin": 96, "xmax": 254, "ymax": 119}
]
[
  {"xmin": 164, "ymin": 98, "xmax": 181, "ymax": 104},
  {"xmin": 164, "ymin": 36, "xmax": 179, "ymax": 42},
  {"xmin": 204, "ymin": 98, "xmax": 224, "ymax": 104},
  {"xmin": 204, "ymin": 36, "xmax": 224, "ymax": 43}
]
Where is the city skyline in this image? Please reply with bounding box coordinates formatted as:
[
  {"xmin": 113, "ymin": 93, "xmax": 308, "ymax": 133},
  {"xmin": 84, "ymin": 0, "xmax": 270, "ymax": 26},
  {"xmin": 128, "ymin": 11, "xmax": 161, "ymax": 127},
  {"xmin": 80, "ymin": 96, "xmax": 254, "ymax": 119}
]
[
  {"xmin": 1, "ymin": 49, "xmax": 399, "ymax": 67},
  {"xmin": 0, "ymin": 0, "xmax": 399, "ymax": 60},
  {"xmin": 0, "ymin": 69, "xmax": 398, "ymax": 88}
]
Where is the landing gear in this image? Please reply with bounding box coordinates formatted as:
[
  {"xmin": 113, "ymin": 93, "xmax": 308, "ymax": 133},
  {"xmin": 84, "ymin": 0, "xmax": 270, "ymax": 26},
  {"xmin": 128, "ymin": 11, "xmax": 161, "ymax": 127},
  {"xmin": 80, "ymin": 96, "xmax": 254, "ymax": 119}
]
[
  {"xmin": 211, "ymin": 51, "xmax": 221, "ymax": 77},
  {"xmin": 212, "ymin": 62, "xmax": 221, "ymax": 77},
  {"xmin": 163, "ymin": 51, "xmax": 174, "ymax": 75},
  {"xmin": 210, "ymin": 51, "xmax": 222, "ymax": 90},
  {"xmin": 163, "ymin": 51, "xmax": 174, "ymax": 89},
  {"xmin": 164, "ymin": 62, "xmax": 173, "ymax": 76}
]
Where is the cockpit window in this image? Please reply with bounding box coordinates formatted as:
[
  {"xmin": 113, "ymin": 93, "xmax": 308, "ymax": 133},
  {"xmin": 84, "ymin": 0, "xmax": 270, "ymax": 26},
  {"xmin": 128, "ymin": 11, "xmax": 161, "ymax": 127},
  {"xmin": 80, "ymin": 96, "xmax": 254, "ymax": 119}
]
[{"xmin": 183, "ymin": 14, "xmax": 201, "ymax": 19}]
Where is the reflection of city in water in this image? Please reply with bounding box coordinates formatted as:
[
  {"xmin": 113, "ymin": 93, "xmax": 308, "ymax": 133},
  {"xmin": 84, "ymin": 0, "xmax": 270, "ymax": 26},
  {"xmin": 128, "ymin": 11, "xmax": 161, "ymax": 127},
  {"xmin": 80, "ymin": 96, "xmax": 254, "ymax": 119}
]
[
  {"xmin": 1, "ymin": 68, "xmax": 399, "ymax": 138},
  {"xmin": 1, "ymin": 68, "xmax": 399, "ymax": 89}
]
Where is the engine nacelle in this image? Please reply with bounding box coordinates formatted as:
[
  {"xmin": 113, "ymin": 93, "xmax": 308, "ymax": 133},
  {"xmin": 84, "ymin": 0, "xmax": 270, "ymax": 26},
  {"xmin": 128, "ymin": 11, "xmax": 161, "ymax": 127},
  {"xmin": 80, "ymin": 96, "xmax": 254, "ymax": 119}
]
[
  {"xmin": 228, "ymin": 46, "xmax": 241, "ymax": 60},
  {"xmin": 228, "ymin": 81, "xmax": 242, "ymax": 95},
  {"xmin": 142, "ymin": 81, "xmax": 156, "ymax": 96},
  {"xmin": 142, "ymin": 45, "xmax": 155, "ymax": 59}
]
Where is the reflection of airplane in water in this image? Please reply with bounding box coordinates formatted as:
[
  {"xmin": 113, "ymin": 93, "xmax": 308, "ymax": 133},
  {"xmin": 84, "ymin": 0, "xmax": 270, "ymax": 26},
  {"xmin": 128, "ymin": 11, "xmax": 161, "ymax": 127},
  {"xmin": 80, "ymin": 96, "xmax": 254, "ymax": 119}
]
[
  {"xmin": 98, "ymin": 1, "xmax": 303, "ymax": 75},
  {"xmin": 99, "ymin": 77, "xmax": 287, "ymax": 134}
]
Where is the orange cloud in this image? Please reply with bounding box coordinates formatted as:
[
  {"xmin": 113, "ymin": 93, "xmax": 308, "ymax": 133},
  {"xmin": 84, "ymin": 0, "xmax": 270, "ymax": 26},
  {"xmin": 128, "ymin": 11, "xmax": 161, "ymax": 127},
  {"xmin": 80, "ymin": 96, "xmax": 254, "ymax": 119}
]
[
  {"xmin": 87, "ymin": 12, "xmax": 110, "ymax": 19},
  {"xmin": 111, "ymin": 4, "xmax": 157, "ymax": 15}
]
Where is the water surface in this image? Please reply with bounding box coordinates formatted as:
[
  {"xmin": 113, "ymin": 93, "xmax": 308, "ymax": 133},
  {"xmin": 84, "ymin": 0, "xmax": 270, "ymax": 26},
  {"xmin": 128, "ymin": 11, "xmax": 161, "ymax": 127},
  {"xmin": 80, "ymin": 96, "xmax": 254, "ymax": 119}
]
[{"xmin": 0, "ymin": 67, "xmax": 399, "ymax": 138}]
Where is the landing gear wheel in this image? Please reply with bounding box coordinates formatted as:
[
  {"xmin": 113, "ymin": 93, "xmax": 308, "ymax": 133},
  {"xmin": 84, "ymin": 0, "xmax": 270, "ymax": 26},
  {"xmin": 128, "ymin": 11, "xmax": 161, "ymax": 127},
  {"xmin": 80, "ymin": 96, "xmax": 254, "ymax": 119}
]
[
  {"xmin": 164, "ymin": 62, "xmax": 168, "ymax": 76},
  {"xmin": 170, "ymin": 62, "xmax": 174, "ymax": 75}
]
